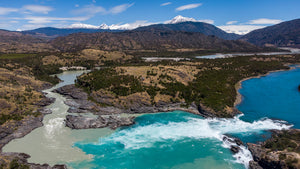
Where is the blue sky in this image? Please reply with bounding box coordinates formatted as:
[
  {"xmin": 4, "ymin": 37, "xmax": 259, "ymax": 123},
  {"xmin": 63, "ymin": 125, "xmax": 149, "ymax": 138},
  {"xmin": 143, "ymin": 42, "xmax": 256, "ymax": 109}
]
[{"xmin": 0, "ymin": 0, "xmax": 299, "ymax": 34}]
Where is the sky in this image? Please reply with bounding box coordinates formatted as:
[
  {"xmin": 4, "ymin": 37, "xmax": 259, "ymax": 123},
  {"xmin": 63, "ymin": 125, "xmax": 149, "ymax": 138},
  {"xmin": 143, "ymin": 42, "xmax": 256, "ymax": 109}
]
[{"xmin": 0, "ymin": 0, "xmax": 299, "ymax": 34}]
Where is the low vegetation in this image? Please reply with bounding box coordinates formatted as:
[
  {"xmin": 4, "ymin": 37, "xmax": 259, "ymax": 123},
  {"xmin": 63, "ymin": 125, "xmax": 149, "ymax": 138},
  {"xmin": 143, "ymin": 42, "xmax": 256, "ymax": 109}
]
[
  {"xmin": 263, "ymin": 130, "xmax": 300, "ymax": 169},
  {"xmin": 76, "ymin": 54, "xmax": 300, "ymax": 117},
  {"xmin": 0, "ymin": 68, "xmax": 46, "ymax": 125}
]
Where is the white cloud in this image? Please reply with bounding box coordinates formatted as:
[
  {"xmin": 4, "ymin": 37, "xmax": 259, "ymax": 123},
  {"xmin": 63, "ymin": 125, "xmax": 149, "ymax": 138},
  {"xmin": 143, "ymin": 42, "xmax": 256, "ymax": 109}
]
[
  {"xmin": 21, "ymin": 24, "xmax": 47, "ymax": 30},
  {"xmin": 0, "ymin": 22, "xmax": 12, "ymax": 28},
  {"xmin": 22, "ymin": 5, "xmax": 53, "ymax": 14},
  {"xmin": 10, "ymin": 20, "xmax": 19, "ymax": 23},
  {"xmin": 72, "ymin": 5, "xmax": 106, "ymax": 15},
  {"xmin": 176, "ymin": 3, "xmax": 202, "ymax": 11},
  {"xmin": 75, "ymin": 4, "xmax": 79, "ymax": 8},
  {"xmin": 22, "ymin": 16, "xmax": 90, "ymax": 24},
  {"xmin": 109, "ymin": 3, "xmax": 134, "ymax": 14},
  {"xmin": 73, "ymin": 3, "xmax": 133, "ymax": 16},
  {"xmin": 226, "ymin": 21, "xmax": 238, "ymax": 25},
  {"xmin": 0, "ymin": 7, "xmax": 18, "ymax": 15},
  {"xmin": 161, "ymin": 2, "xmax": 172, "ymax": 6},
  {"xmin": 248, "ymin": 18, "xmax": 282, "ymax": 25},
  {"xmin": 218, "ymin": 25, "xmax": 266, "ymax": 35}
]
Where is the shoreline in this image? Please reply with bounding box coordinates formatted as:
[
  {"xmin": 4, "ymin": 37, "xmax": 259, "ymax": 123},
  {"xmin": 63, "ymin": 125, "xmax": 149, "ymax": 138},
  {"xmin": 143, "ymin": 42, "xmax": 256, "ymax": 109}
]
[
  {"xmin": 234, "ymin": 65, "xmax": 299, "ymax": 107},
  {"xmin": 2, "ymin": 65, "xmax": 300, "ymax": 168},
  {"xmin": 0, "ymin": 83, "xmax": 55, "ymax": 151},
  {"xmin": 233, "ymin": 65, "xmax": 300, "ymax": 169}
]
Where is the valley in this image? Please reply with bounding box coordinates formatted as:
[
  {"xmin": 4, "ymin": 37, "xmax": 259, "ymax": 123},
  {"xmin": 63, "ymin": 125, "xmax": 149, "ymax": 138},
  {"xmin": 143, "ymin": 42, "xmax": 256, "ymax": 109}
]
[{"xmin": 0, "ymin": 15, "xmax": 300, "ymax": 169}]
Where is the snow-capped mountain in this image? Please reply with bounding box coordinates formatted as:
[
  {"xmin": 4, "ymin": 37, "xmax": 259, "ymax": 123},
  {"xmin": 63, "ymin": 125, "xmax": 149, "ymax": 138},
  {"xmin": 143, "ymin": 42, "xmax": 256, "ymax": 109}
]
[
  {"xmin": 66, "ymin": 16, "xmax": 214, "ymax": 30},
  {"xmin": 68, "ymin": 23, "xmax": 100, "ymax": 29},
  {"xmin": 99, "ymin": 24, "xmax": 109, "ymax": 29},
  {"xmin": 67, "ymin": 21, "xmax": 154, "ymax": 30},
  {"xmin": 165, "ymin": 15, "xmax": 197, "ymax": 24}
]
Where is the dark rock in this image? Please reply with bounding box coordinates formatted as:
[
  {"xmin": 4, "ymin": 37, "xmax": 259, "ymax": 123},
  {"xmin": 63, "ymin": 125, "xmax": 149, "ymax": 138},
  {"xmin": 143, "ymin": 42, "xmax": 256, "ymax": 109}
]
[
  {"xmin": 223, "ymin": 135, "xmax": 244, "ymax": 146},
  {"xmin": 65, "ymin": 115, "xmax": 135, "ymax": 130},
  {"xmin": 197, "ymin": 103, "xmax": 217, "ymax": 118},
  {"xmin": 35, "ymin": 97, "xmax": 55, "ymax": 106},
  {"xmin": 38, "ymin": 108, "xmax": 52, "ymax": 115},
  {"xmin": 247, "ymin": 141, "xmax": 290, "ymax": 169},
  {"xmin": 52, "ymin": 164, "xmax": 68, "ymax": 169},
  {"xmin": 54, "ymin": 84, "xmax": 88, "ymax": 100},
  {"xmin": 39, "ymin": 82, "xmax": 53, "ymax": 91},
  {"xmin": 230, "ymin": 145, "xmax": 241, "ymax": 154},
  {"xmin": 249, "ymin": 161, "xmax": 263, "ymax": 169},
  {"xmin": 234, "ymin": 138, "xmax": 243, "ymax": 146},
  {"xmin": 0, "ymin": 116, "xmax": 43, "ymax": 150},
  {"xmin": 0, "ymin": 152, "xmax": 67, "ymax": 169}
]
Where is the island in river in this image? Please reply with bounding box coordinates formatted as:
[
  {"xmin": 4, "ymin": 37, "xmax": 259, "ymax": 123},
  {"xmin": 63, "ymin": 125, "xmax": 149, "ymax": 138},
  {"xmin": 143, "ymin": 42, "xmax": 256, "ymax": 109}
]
[{"xmin": 1, "ymin": 53, "xmax": 300, "ymax": 168}]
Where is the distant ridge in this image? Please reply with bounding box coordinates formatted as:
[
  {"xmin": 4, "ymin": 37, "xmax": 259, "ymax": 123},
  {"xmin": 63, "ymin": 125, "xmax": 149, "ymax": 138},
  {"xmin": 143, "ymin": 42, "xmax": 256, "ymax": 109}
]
[
  {"xmin": 241, "ymin": 18, "xmax": 300, "ymax": 48},
  {"xmin": 0, "ymin": 29, "xmax": 54, "ymax": 53},
  {"xmin": 134, "ymin": 22, "xmax": 241, "ymax": 40},
  {"xmin": 50, "ymin": 30, "xmax": 262, "ymax": 53},
  {"xmin": 20, "ymin": 16, "xmax": 241, "ymax": 40},
  {"xmin": 22, "ymin": 27, "xmax": 119, "ymax": 39}
]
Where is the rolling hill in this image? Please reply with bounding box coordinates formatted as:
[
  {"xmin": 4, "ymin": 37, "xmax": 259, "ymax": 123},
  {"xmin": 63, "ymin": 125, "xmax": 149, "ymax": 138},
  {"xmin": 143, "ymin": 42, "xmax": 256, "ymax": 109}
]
[
  {"xmin": 241, "ymin": 18, "xmax": 300, "ymax": 48},
  {"xmin": 22, "ymin": 27, "xmax": 119, "ymax": 39},
  {"xmin": 0, "ymin": 29, "xmax": 54, "ymax": 53},
  {"xmin": 134, "ymin": 22, "xmax": 241, "ymax": 40},
  {"xmin": 50, "ymin": 30, "xmax": 262, "ymax": 53}
]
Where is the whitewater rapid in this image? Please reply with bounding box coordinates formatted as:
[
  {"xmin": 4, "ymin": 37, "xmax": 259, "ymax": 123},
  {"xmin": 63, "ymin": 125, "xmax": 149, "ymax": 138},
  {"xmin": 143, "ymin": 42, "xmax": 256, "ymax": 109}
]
[
  {"xmin": 2, "ymin": 70, "xmax": 294, "ymax": 169},
  {"xmin": 81, "ymin": 113, "xmax": 291, "ymax": 168}
]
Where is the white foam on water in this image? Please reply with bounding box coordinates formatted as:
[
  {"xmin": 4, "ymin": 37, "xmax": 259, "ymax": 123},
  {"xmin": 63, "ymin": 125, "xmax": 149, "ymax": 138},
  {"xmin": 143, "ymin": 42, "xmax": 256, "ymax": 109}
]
[
  {"xmin": 44, "ymin": 117, "xmax": 65, "ymax": 139},
  {"xmin": 207, "ymin": 114, "xmax": 292, "ymax": 134},
  {"xmin": 95, "ymin": 114, "xmax": 292, "ymax": 168}
]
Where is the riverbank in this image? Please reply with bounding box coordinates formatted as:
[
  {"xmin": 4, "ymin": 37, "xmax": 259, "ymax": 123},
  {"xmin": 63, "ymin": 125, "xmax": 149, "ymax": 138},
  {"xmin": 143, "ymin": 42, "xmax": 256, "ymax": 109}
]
[
  {"xmin": 54, "ymin": 84, "xmax": 204, "ymax": 130},
  {"xmin": 234, "ymin": 65, "xmax": 300, "ymax": 169},
  {"xmin": 234, "ymin": 64, "xmax": 299, "ymax": 107},
  {"xmin": 0, "ymin": 86, "xmax": 69, "ymax": 169},
  {"xmin": 248, "ymin": 129, "xmax": 300, "ymax": 169}
]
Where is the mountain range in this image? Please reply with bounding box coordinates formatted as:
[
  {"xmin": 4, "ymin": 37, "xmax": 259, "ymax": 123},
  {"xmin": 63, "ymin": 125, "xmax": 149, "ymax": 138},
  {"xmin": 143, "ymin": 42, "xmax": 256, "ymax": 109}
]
[
  {"xmin": 50, "ymin": 30, "xmax": 260, "ymax": 53},
  {"xmin": 21, "ymin": 16, "xmax": 240, "ymax": 40},
  {"xmin": 0, "ymin": 16, "xmax": 299, "ymax": 54}
]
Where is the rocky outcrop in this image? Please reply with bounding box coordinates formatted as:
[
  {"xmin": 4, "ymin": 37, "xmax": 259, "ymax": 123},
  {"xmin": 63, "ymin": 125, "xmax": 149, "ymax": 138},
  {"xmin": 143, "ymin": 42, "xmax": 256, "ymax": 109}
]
[
  {"xmin": 53, "ymin": 84, "xmax": 88, "ymax": 100},
  {"xmin": 65, "ymin": 115, "xmax": 135, "ymax": 130},
  {"xmin": 0, "ymin": 94, "xmax": 53, "ymax": 150},
  {"xmin": 34, "ymin": 97, "xmax": 55, "ymax": 107},
  {"xmin": 0, "ymin": 152, "xmax": 67, "ymax": 169},
  {"xmin": 248, "ymin": 143, "xmax": 286, "ymax": 169},
  {"xmin": 248, "ymin": 129, "xmax": 300, "ymax": 169},
  {"xmin": 223, "ymin": 135, "xmax": 244, "ymax": 154},
  {"xmin": 0, "ymin": 116, "xmax": 44, "ymax": 150},
  {"xmin": 54, "ymin": 84, "xmax": 201, "ymax": 116}
]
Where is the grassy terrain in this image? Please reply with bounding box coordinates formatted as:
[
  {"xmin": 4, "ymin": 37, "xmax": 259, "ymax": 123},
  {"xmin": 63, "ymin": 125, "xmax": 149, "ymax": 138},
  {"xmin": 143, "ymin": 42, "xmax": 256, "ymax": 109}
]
[
  {"xmin": 263, "ymin": 130, "xmax": 300, "ymax": 168},
  {"xmin": 0, "ymin": 53, "xmax": 61, "ymax": 84},
  {"xmin": 0, "ymin": 68, "xmax": 46, "ymax": 125},
  {"xmin": 76, "ymin": 54, "xmax": 300, "ymax": 117}
]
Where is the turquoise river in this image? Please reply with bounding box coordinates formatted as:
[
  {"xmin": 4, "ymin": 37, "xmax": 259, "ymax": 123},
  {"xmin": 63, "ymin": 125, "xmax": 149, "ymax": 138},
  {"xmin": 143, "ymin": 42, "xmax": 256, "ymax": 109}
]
[{"xmin": 3, "ymin": 66, "xmax": 300, "ymax": 169}]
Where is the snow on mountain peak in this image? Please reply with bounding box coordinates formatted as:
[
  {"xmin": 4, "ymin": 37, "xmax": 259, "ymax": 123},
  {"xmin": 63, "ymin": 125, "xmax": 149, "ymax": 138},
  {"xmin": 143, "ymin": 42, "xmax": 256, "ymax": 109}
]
[
  {"xmin": 166, "ymin": 15, "xmax": 197, "ymax": 24},
  {"xmin": 68, "ymin": 23, "xmax": 100, "ymax": 29},
  {"xmin": 66, "ymin": 16, "xmax": 213, "ymax": 30},
  {"xmin": 99, "ymin": 24, "xmax": 109, "ymax": 29}
]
